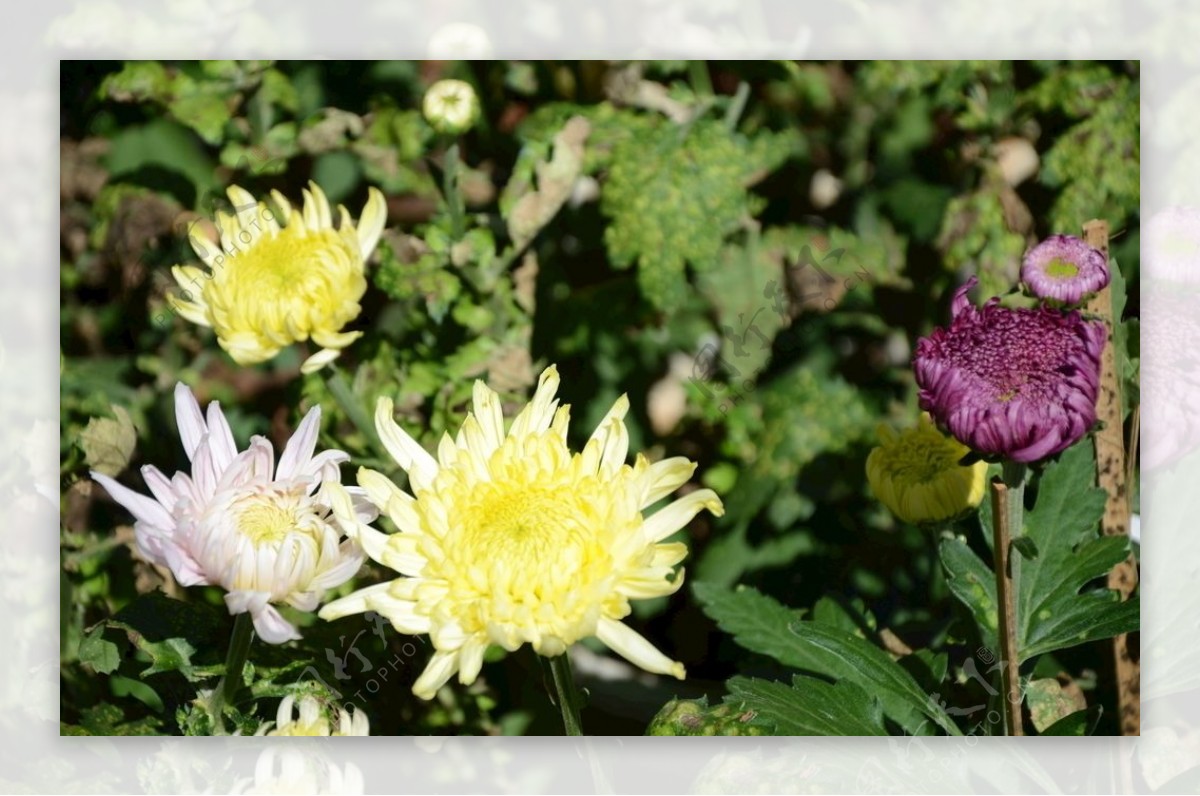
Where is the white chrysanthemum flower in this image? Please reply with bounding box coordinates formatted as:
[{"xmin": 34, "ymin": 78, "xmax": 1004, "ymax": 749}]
[
  {"xmin": 91, "ymin": 383, "xmax": 372, "ymax": 643},
  {"xmin": 319, "ymin": 365, "xmax": 724, "ymax": 699},
  {"xmin": 256, "ymin": 695, "xmax": 369, "ymax": 737}
]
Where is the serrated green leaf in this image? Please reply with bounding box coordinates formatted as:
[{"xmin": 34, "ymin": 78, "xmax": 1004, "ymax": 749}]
[
  {"xmin": 78, "ymin": 628, "xmax": 120, "ymax": 675},
  {"xmin": 694, "ymin": 582, "xmax": 960, "ymax": 735},
  {"xmin": 725, "ymin": 675, "xmax": 887, "ymax": 736},
  {"xmin": 943, "ymin": 445, "xmax": 1140, "ymax": 662},
  {"xmin": 1017, "ymin": 444, "xmax": 1139, "ymax": 660}
]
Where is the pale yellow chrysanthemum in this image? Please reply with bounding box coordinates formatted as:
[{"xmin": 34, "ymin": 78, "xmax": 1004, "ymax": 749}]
[
  {"xmin": 257, "ymin": 695, "xmax": 369, "ymax": 736},
  {"xmin": 169, "ymin": 182, "xmax": 387, "ymax": 374},
  {"xmin": 319, "ymin": 366, "xmax": 724, "ymax": 699},
  {"xmin": 866, "ymin": 413, "xmax": 988, "ymax": 525}
]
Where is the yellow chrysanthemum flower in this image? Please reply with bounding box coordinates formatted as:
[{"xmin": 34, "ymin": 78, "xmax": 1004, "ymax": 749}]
[
  {"xmin": 257, "ymin": 695, "xmax": 369, "ymax": 736},
  {"xmin": 866, "ymin": 414, "xmax": 988, "ymax": 525},
  {"xmin": 169, "ymin": 182, "xmax": 387, "ymax": 374},
  {"xmin": 318, "ymin": 366, "xmax": 724, "ymax": 699}
]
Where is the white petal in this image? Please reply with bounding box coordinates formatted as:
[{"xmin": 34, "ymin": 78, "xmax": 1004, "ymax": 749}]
[
  {"xmin": 204, "ymin": 401, "xmax": 238, "ymax": 474},
  {"xmin": 471, "ymin": 379, "xmax": 505, "ymax": 452},
  {"xmin": 163, "ymin": 543, "xmax": 210, "ymax": 586},
  {"xmin": 508, "ymin": 365, "xmax": 560, "ymax": 439},
  {"xmin": 139, "ymin": 465, "xmax": 177, "ymax": 513},
  {"xmin": 91, "ymin": 472, "xmax": 173, "ymax": 529},
  {"xmin": 307, "ymin": 181, "xmax": 333, "ymax": 229},
  {"xmin": 300, "ymin": 347, "xmax": 342, "ymax": 374},
  {"xmin": 596, "ymin": 617, "xmax": 685, "ymax": 679},
  {"xmin": 641, "ymin": 456, "xmax": 697, "ymax": 507},
  {"xmin": 590, "ymin": 394, "xmax": 630, "ymax": 477},
  {"xmin": 227, "ymin": 592, "xmax": 301, "ymax": 644},
  {"xmin": 174, "ymin": 382, "xmax": 206, "ymax": 461},
  {"xmin": 375, "ymin": 397, "xmax": 438, "ymax": 485},
  {"xmin": 412, "ymin": 650, "xmax": 461, "ymax": 700},
  {"xmin": 356, "ymin": 187, "xmax": 387, "ymax": 259},
  {"xmin": 641, "ymin": 489, "xmax": 724, "ymax": 543},
  {"xmin": 457, "ymin": 639, "xmax": 487, "ymax": 685},
  {"xmin": 277, "ymin": 406, "xmax": 321, "ymax": 480}
]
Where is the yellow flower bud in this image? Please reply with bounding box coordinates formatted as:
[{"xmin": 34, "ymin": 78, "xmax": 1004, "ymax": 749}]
[{"xmin": 866, "ymin": 414, "xmax": 987, "ymax": 525}]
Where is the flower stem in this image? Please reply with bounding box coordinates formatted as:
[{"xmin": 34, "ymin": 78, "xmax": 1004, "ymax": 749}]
[
  {"xmin": 327, "ymin": 367, "xmax": 386, "ymax": 460},
  {"xmin": 991, "ymin": 462, "xmax": 1026, "ymax": 736},
  {"xmin": 547, "ymin": 652, "xmax": 584, "ymax": 736},
  {"xmin": 211, "ymin": 612, "xmax": 253, "ymax": 732}
]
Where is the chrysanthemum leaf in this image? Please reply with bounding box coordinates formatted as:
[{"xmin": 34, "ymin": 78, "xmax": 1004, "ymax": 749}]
[
  {"xmin": 601, "ymin": 119, "xmax": 795, "ymax": 311},
  {"xmin": 723, "ymin": 675, "xmax": 887, "ymax": 736},
  {"xmin": 694, "ymin": 582, "xmax": 960, "ymax": 735},
  {"xmin": 946, "ymin": 443, "xmax": 1139, "ymax": 662}
]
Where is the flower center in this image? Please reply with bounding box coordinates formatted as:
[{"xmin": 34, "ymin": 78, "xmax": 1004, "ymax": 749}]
[
  {"xmin": 237, "ymin": 494, "xmax": 302, "ymax": 546},
  {"xmin": 461, "ymin": 486, "xmax": 590, "ymax": 568},
  {"xmin": 879, "ymin": 431, "xmax": 964, "ymax": 484},
  {"xmin": 1044, "ymin": 257, "xmax": 1080, "ymax": 279}
]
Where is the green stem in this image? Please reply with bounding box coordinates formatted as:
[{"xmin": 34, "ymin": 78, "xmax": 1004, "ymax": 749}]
[
  {"xmin": 547, "ymin": 652, "xmax": 584, "ymax": 736},
  {"xmin": 327, "ymin": 367, "xmax": 386, "ymax": 460},
  {"xmin": 211, "ymin": 612, "xmax": 253, "ymax": 732},
  {"xmin": 443, "ymin": 142, "xmax": 465, "ymax": 241}
]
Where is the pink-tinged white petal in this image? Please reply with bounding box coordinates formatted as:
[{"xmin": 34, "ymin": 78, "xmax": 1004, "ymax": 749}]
[
  {"xmin": 276, "ymin": 406, "xmax": 321, "ymax": 480},
  {"xmin": 174, "ymin": 383, "xmax": 207, "ymax": 461},
  {"xmin": 204, "ymin": 401, "xmax": 238, "ymax": 474},
  {"xmin": 91, "ymin": 471, "xmax": 173, "ymax": 530}
]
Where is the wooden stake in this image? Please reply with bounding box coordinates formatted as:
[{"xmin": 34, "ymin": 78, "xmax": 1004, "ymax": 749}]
[
  {"xmin": 990, "ymin": 478, "xmax": 1023, "ymax": 736},
  {"xmin": 1083, "ymin": 219, "xmax": 1140, "ymax": 736}
]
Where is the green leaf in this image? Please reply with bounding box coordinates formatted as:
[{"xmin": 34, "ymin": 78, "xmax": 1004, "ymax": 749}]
[
  {"xmin": 601, "ymin": 119, "xmax": 783, "ymax": 311},
  {"xmin": 79, "ymin": 405, "xmax": 136, "ymax": 476},
  {"xmin": 103, "ymin": 592, "xmax": 225, "ymax": 682},
  {"xmin": 942, "ymin": 445, "xmax": 1140, "ymax": 662},
  {"xmin": 61, "ymin": 704, "xmax": 161, "ymax": 736},
  {"xmin": 78, "ymin": 628, "xmax": 120, "ymax": 675},
  {"xmin": 1017, "ymin": 444, "xmax": 1139, "ymax": 660},
  {"xmin": 694, "ymin": 582, "xmax": 960, "ymax": 735},
  {"xmin": 725, "ymin": 675, "xmax": 887, "ymax": 736},
  {"xmin": 939, "ymin": 536, "xmax": 999, "ymax": 654}
]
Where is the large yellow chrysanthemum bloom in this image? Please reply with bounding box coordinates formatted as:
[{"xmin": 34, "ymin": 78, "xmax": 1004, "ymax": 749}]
[
  {"xmin": 318, "ymin": 366, "xmax": 724, "ymax": 699},
  {"xmin": 866, "ymin": 414, "xmax": 988, "ymax": 525},
  {"xmin": 169, "ymin": 182, "xmax": 387, "ymax": 374}
]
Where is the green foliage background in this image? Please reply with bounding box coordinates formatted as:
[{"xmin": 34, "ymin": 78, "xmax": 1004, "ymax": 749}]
[{"xmin": 60, "ymin": 60, "xmax": 1139, "ymax": 736}]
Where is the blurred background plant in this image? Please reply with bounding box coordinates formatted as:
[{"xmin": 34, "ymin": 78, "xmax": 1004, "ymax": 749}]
[{"xmin": 60, "ymin": 59, "xmax": 1139, "ymax": 736}]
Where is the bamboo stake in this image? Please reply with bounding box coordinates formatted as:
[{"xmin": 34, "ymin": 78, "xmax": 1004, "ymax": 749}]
[{"xmin": 1082, "ymin": 219, "xmax": 1139, "ymax": 736}]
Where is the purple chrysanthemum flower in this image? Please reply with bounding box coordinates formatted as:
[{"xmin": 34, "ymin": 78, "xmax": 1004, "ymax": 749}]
[
  {"xmin": 1020, "ymin": 234, "xmax": 1110, "ymax": 304},
  {"xmin": 914, "ymin": 277, "xmax": 1107, "ymax": 463}
]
